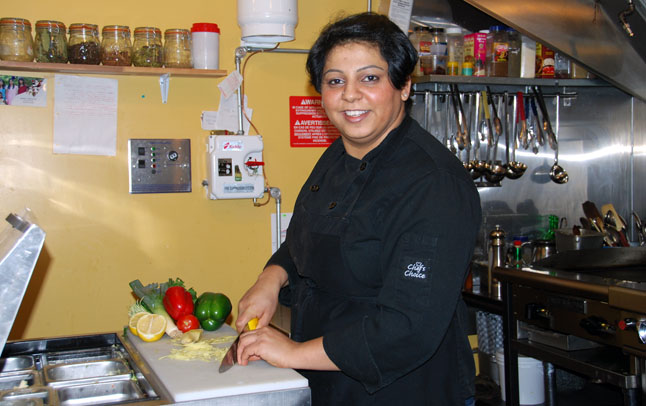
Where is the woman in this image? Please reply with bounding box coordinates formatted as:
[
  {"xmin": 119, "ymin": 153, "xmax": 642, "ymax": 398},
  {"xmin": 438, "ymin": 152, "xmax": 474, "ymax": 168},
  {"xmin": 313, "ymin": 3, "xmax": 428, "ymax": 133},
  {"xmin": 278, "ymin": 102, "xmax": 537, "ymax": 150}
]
[
  {"xmin": 17, "ymin": 77, "xmax": 27, "ymax": 95},
  {"xmin": 236, "ymin": 12, "xmax": 481, "ymax": 405},
  {"xmin": 5, "ymin": 77, "xmax": 18, "ymax": 105}
]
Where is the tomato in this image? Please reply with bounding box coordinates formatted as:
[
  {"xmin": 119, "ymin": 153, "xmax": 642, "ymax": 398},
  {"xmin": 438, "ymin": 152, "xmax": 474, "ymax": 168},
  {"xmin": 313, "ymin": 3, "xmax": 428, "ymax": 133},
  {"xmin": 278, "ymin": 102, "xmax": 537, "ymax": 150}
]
[{"xmin": 176, "ymin": 314, "xmax": 200, "ymax": 333}]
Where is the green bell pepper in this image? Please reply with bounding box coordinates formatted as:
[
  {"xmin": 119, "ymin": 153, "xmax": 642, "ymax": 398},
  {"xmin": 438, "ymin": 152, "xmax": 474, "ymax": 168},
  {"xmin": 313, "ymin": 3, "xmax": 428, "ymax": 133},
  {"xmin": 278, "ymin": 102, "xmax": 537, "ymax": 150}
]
[{"xmin": 194, "ymin": 292, "xmax": 232, "ymax": 331}]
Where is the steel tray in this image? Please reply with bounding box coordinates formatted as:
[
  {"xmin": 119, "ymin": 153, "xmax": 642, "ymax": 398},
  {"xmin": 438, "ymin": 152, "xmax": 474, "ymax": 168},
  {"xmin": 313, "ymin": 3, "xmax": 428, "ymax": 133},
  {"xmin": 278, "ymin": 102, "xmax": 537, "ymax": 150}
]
[{"xmin": 43, "ymin": 360, "xmax": 130, "ymax": 387}]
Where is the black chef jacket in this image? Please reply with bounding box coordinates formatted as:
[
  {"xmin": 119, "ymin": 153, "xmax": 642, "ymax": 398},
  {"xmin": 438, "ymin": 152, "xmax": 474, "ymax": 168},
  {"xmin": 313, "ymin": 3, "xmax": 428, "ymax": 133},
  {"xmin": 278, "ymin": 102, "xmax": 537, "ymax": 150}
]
[{"xmin": 267, "ymin": 115, "xmax": 482, "ymax": 405}]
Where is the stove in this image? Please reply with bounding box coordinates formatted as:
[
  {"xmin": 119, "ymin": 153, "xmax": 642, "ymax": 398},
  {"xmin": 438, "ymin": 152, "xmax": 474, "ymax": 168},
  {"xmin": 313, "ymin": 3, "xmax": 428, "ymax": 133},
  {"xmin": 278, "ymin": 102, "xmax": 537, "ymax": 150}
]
[{"xmin": 493, "ymin": 247, "xmax": 646, "ymax": 406}]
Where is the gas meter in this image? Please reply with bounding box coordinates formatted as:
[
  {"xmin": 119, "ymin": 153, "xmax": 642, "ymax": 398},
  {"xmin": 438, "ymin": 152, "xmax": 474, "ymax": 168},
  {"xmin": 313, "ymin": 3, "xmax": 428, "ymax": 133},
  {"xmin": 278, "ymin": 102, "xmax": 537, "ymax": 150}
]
[{"xmin": 206, "ymin": 135, "xmax": 265, "ymax": 199}]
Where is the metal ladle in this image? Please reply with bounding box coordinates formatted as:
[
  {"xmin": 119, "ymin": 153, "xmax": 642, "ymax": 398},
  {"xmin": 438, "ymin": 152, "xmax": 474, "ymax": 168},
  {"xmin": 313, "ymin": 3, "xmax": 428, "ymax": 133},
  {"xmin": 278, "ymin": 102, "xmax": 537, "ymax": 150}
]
[
  {"xmin": 506, "ymin": 93, "xmax": 527, "ymax": 179},
  {"xmin": 549, "ymin": 93, "xmax": 569, "ymax": 184},
  {"xmin": 484, "ymin": 95, "xmax": 506, "ymax": 184}
]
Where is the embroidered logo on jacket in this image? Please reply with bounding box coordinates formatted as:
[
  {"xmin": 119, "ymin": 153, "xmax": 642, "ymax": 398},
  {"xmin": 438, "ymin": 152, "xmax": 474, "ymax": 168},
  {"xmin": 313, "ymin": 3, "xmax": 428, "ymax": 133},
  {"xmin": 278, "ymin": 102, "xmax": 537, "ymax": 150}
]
[{"xmin": 404, "ymin": 261, "xmax": 428, "ymax": 279}]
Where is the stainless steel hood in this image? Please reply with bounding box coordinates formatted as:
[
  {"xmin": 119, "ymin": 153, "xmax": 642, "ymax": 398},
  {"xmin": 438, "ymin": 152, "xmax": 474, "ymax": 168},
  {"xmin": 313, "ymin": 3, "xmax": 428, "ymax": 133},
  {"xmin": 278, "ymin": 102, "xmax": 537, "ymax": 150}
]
[{"xmin": 461, "ymin": 0, "xmax": 646, "ymax": 101}]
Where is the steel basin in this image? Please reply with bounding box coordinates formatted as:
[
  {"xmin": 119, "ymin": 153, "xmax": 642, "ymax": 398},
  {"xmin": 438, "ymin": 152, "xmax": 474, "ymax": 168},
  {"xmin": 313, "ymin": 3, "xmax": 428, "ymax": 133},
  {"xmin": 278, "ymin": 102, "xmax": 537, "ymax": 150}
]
[
  {"xmin": 55, "ymin": 378, "xmax": 144, "ymax": 405},
  {"xmin": 0, "ymin": 370, "xmax": 41, "ymax": 390},
  {"xmin": 0, "ymin": 386, "xmax": 56, "ymax": 406},
  {"xmin": 44, "ymin": 360, "xmax": 130, "ymax": 386},
  {"xmin": 0, "ymin": 355, "xmax": 35, "ymax": 373}
]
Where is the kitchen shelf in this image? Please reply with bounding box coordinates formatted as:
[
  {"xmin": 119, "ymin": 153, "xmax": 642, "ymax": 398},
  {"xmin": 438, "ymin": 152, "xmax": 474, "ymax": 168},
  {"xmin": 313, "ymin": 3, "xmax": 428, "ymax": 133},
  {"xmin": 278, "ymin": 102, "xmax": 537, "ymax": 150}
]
[
  {"xmin": 412, "ymin": 74, "xmax": 610, "ymax": 88},
  {"xmin": 0, "ymin": 60, "xmax": 226, "ymax": 78}
]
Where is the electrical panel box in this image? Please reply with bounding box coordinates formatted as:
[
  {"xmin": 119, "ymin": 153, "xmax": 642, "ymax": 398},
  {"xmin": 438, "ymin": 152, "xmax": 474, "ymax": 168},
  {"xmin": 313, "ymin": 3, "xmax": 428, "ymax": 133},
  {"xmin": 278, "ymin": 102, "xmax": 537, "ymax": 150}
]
[
  {"xmin": 206, "ymin": 135, "xmax": 265, "ymax": 199},
  {"xmin": 128, "ymin": 138, "xmax": 191, "ymax": 194}
]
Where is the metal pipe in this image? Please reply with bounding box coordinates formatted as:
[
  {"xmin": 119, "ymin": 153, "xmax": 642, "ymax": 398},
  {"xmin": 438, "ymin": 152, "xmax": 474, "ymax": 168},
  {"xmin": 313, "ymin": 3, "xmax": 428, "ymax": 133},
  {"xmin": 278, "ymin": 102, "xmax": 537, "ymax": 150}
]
[
  {"xmin": 269, "ymin": 187, "xmax": 283, "ymax": 251},
  {"xmin": 235, "ymin": 47, "xmax": 247, "ymax": 135}
]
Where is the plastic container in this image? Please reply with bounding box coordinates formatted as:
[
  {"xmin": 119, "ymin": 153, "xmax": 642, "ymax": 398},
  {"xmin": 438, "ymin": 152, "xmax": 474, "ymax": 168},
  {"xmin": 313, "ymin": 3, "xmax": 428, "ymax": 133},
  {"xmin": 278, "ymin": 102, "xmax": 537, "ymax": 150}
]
[
  {"xmin": 496, "ymin": 349, "xmax": 545, "ymax": 405},
  {"xmin": 0, "ymin": 18, "xmax": 33, "ymax": 62},
  {"xmin": 237, "ymin": 0, "xmax": 297, "ymax": 44},
  {"xmin": 424, "ymin": 28, "xmax": 447, "ymax": 75},
  {"xmin": 554, "ymin": 52, "xmax": 571, "ymax": 79},
  {"xmin": 409, "ymin": 27, "xmax": 432, "ymax": 77},
  {"xmin": 536, "ymin": 43, "xmax": 555, "ymax": 78},
  {"xmin": 461, "ymin": 61, "xmax": 473, "ymax": 76},
  {"xmin": 101, "ymin": 25, "xmax": 132, "ymax": 66},
  {"xmin": 191, "ymin": 22, "xmax": 219, "ymax": 69},
  {"xmin": 68, "ymin": 23, "xmax": 100, "ymax": 65},
  {"xmin": 507, "ymin": 28, "xmax": 520, "ymax": 77},
  {"xmin": 486, "ymin": 25, "xmax": 509, "ymax": 77},
  {"xmin": 163, "ymin": 28, "xmax": 192, "ymax": 68},
  {"xmin": 446, "ymin": 27, "xmax": 464, "ymax": 75},
  {"xmin": 520, "ymin": 35, "xmax": 536, "ymax": 78},
  {"xmin": 132, "ymin": 27, "xmax": 162, "ymax": 67},
  {"xmin": 35, "ymin": 20, "xmax": 67, "ymax": 63}
]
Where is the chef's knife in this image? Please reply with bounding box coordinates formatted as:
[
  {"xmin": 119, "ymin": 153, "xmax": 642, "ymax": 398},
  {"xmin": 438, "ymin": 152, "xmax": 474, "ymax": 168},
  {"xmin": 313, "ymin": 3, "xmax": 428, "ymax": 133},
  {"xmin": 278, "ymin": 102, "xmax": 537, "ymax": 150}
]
[{"xmin": 219, "ymin": 317, "xmax": 259, "ymax": 373}]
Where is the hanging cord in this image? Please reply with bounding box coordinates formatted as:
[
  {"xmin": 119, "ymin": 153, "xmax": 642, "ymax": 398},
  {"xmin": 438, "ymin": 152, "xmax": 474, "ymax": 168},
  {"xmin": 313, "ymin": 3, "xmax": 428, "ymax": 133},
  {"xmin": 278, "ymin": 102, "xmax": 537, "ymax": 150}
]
[{"xmin": 238, "ymin": 44, "xmax": 279, "ymax": 207}]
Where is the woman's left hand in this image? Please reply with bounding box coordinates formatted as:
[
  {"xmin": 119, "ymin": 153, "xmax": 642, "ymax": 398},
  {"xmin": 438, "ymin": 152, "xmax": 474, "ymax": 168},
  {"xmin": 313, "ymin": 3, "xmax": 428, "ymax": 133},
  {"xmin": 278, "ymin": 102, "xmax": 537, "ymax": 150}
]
[{"xmin": 236, "ymin": 326, "xmax": 299, "ymax": 369}]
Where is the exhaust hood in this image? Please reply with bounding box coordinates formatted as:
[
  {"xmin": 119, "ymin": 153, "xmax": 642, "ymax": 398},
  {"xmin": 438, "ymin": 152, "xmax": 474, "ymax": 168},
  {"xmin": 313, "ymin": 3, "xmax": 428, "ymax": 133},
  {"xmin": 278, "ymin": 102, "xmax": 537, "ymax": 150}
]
[{"xmin": 412, "ymin": 0, "xmax": 646, "ymax": 101}]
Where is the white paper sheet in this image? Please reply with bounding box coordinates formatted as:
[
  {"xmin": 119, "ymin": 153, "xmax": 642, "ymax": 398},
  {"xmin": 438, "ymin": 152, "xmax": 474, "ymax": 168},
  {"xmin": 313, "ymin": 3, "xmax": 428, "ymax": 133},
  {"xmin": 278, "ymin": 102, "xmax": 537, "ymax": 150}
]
[
  {"xmin": 53, "ymin": 75, "xmax": 118, "ymax": 156},
  {"xmin": 214, "ymin": 93, "xmax": 252, "ymax": 134}
]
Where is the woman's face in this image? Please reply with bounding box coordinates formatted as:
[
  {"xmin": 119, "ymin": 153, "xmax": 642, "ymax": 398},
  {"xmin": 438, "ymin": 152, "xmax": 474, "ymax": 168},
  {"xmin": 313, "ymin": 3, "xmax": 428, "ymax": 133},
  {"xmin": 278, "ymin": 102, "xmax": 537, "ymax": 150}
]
[{"xmin": 320, "ymin": 42, "xmax": 410, "ymax": 158}]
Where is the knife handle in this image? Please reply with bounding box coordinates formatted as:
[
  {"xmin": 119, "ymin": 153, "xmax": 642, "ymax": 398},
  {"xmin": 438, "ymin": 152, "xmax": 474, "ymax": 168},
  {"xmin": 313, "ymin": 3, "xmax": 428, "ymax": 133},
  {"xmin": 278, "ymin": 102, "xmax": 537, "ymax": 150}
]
[{"xmin": 247, "ymin": 317, "xmax": 259, "ymax": 331}]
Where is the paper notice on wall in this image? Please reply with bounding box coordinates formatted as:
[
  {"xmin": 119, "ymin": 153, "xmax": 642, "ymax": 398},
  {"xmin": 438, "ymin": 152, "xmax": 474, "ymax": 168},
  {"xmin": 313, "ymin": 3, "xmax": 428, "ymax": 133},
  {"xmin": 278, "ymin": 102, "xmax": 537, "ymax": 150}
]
[
  {"xmin": 206, "ymin": 92, "xmax": 252, "ymax": 133},
  {"xmin": 53, "ymin": 75, "xmax": 118, "ymax": 156},
  {"xmin": 388, "ymin": 0, "xmax": 413, "ymax": 33},
  {"xmin": 271, "ymin": 212, "xmax": 292, "ymax": 253}
]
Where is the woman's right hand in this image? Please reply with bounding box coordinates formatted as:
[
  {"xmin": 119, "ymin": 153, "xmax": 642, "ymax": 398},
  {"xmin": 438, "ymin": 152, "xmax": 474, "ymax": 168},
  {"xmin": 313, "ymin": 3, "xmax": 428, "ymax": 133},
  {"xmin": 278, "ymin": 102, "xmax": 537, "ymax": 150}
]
[{"xmin": 236, "ymin": 264, "xmax": 288, "ymax": 333}]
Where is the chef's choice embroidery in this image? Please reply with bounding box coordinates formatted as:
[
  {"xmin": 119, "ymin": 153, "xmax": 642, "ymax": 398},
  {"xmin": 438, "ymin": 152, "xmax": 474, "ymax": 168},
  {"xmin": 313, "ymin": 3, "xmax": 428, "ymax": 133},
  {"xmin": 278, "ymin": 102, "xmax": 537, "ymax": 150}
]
[{"xmin": 402, "ymin": 257, "xmax": 431, "ymax": 280}]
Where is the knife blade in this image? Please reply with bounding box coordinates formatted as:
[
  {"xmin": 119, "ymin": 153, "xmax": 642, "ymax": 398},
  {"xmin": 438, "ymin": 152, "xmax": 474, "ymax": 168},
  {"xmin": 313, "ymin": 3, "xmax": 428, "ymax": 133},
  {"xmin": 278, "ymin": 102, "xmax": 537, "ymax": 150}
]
[{"xmin": 219, "ymin": 317, "xmax": 258, "ymax": 373}]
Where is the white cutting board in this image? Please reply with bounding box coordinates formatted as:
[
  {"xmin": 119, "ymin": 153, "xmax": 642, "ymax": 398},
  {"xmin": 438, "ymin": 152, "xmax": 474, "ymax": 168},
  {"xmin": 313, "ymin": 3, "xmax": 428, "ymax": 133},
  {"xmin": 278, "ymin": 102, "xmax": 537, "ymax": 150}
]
[{"xmin": 128, "ymin": 325, "xmax": 308, "ymax": 402}]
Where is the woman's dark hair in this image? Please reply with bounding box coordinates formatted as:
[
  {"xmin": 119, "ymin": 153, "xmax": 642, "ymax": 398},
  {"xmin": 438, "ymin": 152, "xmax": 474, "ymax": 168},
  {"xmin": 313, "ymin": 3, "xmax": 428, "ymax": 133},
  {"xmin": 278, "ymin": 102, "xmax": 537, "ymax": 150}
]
[{"xmin": 306, "ymin": 12, "xmax": 418, "ymax": 93}]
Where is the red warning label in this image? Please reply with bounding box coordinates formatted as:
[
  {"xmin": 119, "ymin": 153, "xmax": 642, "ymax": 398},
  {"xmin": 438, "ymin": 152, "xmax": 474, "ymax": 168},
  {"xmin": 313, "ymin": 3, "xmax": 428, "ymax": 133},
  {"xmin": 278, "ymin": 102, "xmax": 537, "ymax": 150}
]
[{"xmin": 290, "ymin": 96, "xmax": 341, "ymax": 147}]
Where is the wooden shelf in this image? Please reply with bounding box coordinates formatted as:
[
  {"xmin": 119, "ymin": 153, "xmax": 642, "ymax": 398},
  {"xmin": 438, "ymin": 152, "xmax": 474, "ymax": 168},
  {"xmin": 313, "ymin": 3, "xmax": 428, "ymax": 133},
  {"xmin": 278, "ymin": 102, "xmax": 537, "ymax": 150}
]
[{"xmin": 0, "ymin": 60, "xmax": 226, "ymax": 78}]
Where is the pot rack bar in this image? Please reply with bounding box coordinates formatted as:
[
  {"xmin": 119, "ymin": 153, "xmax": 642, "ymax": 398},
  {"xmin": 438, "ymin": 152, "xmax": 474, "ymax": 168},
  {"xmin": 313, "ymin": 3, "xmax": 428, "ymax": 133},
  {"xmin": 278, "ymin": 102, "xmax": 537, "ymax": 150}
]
[{"xmin": 412, "ymin": 89, "xmax": 577, "ymax": 100}]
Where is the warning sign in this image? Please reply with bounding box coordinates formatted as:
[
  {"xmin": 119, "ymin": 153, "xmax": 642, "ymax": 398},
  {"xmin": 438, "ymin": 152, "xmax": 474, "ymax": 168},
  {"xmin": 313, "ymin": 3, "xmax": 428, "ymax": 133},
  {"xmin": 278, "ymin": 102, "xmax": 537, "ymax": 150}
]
[{"xmin": 290, "ymin": 96, "xmax": 341, "ymax": 147}]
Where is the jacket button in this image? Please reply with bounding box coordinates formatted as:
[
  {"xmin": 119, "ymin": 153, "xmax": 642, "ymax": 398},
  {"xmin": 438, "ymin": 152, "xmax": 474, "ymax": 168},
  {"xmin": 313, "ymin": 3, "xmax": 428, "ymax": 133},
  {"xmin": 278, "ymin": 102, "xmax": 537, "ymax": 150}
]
[
  {"xmin": 328, "ymin": 202, "xmax": 337, "ymax": 209},
  {"xmin": 359, "ymin": 162, "xmax": 367, "ymax": 171},
  {"xmin": 310, "ymin": 185, "xmax": 320, "ymax": 192}
]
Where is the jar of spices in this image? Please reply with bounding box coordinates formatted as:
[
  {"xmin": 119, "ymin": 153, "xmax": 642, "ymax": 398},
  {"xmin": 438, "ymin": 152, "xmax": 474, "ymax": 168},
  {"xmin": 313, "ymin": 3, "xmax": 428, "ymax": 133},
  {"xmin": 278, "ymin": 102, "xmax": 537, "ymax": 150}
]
[
  {"xmin": 486, "ymin": 25, "xmax": 509, "ymax": 77},
  {"xmin": 425, "ymin": 28, "xmax": 447, "ymax": 75},
  {"xmin": 163, "ymin": 28, "xmax": 192, "ymax": 68},
  {"xmin": 101, "ymin": 25, "xmax": 132, "ymax": 66},
  {"xmin": 35, "ymin": 20, "xmax": 67, "ymax": 63},
  {"xmin": 409, "ymin": 26, "xmax": 432, "ymax": 77},
  {"xmin": 132, "ymin": 27, "xmax": 163, "ymax": 67},
  {"xmin": 68, "ymin": 23, "xmax": 100, "ymax": 64},
  {"xmin": 0, "ymin": 18, "xmax": 34, "ymax": 62}
]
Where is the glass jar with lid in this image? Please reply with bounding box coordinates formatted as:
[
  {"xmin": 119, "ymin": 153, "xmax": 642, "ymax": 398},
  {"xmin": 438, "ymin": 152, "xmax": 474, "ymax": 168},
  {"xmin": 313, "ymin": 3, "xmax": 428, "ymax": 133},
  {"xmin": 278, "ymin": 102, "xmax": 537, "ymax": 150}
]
[
  {"xmin": 133, "ymin": 26, "xmax": 163, "ymax": 67},
  {"xmin": 101, "ymin": 25, "xmax": 132, "ymax": 66},
  {"xmin": 0, "ymin": 18, "xmax": 34, "ymax": 62},
  {"xmin": 163, "ymin": 28, "xmax": 192, "ymax": 68},
  {"xmin": 68, "ymin": 23, "xmax": 100, "ymax": 64},
  {"xmin": 35, "ymin": 20, "xmax": 67, "ymax": 63}
]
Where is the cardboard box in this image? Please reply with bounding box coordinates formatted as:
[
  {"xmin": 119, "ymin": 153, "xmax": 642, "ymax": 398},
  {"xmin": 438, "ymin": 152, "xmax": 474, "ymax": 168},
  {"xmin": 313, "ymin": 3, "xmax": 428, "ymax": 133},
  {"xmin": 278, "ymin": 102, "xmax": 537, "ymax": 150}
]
[{"xmin": 464, "ymin": 33, "xmax": 487, "ymax": 76}]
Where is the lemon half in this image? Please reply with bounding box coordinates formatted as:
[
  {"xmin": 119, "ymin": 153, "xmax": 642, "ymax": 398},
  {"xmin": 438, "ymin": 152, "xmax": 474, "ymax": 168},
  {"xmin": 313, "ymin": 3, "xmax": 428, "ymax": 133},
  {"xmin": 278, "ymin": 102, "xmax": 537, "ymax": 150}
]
[
  {"xmin": 128, "ymin": 312, "xmax": 149, "ymax": 337},
  {"xmin": 136, "ymin": 314, "xmax": 167, "ymax": 342}
]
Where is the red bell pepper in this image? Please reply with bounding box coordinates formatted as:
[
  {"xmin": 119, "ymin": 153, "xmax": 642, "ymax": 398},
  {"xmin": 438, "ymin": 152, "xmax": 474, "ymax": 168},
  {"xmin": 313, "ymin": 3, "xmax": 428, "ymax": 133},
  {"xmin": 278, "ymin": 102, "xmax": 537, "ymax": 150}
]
[{"xmin": 163, "ymin": 286, "xmax": 195, "ymax": 321}]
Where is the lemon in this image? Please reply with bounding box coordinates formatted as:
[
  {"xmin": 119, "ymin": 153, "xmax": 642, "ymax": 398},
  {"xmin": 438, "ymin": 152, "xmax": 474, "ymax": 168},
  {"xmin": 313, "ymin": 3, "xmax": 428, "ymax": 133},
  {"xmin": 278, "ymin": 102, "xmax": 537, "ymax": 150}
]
[
  {"xmin": 136, "ymin": 314, "xmax": 167, "ymax": 342},
  {"xmin": 128, "ymin": 312, "xmax": 149, "ymax": 337}
]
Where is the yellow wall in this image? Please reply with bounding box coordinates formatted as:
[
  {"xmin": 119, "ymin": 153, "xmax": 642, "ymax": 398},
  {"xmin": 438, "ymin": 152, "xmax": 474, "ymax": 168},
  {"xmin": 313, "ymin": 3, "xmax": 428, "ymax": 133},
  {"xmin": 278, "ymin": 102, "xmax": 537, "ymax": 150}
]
[{"xmin": 1, "ymin": 0, "xmax": 371, "ymax": 339}]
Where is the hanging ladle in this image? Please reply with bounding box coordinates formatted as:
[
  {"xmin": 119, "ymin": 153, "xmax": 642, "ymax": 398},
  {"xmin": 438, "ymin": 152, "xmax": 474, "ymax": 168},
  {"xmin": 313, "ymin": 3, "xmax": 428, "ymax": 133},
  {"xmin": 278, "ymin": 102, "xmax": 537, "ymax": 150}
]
[
  {"xmin": 484, "ymin": 94, "xmax": 506, "ymax": 184},
  {"xmin": 549, "ymin": 93, "xmax": 569, "ymax": 184},
  {"xmin": 506, "ymin": 92, "xmax": 527, "ymax": 179}
]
